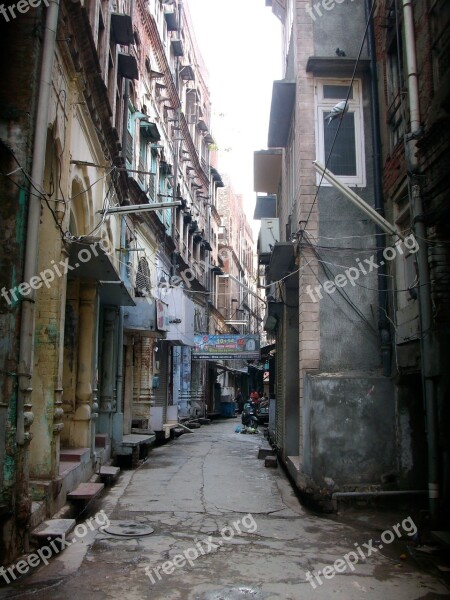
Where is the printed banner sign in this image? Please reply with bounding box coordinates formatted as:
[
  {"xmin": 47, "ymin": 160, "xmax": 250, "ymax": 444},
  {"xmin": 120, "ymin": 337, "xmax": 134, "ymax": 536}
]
[{"xmin": 192, "ymin": 334, "xmax": 260, "ymax": 360}]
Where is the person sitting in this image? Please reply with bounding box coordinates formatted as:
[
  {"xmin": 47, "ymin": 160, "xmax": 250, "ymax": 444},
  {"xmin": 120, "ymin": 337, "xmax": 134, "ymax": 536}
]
[
  {"xmin": 234, "ymin": 388, "xmax": 244, "ymax": 413},
  {"xmin": 250, "ymin": 390, "xmax": 260, "ymax": 404}
]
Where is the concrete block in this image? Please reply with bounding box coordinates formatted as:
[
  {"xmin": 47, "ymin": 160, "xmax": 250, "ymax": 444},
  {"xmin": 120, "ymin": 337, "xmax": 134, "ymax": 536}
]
[
  {"xmin": 67, "ymin": 482, "xmax": 104, "ymax": 501},
  {"xmin": 31, "ymin": 518, "xmax": 76, "ymax": 544},
  {"xmin": 265, "ymin": 456, "xmax": 278, "ymax": 468},
  {"xmin": 258, "ymin": 448, "xmax": 274, "ymax": 460}
]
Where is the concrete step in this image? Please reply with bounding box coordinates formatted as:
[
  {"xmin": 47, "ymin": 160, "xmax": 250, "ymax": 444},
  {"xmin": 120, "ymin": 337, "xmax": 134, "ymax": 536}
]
[
  {"xmin": 60, "ymin": 448, "xmax": 90, "ymax": 464},
  {"xmin": 186, "ymin": 422, "xmax": 201, "ymax": 429},
  {"xmin": 31, "ymin": 518, "xmax": 76, "ymax": 545},
  {"xmin": 431, "ymin": 531, "xmax": 450, "ymax": 550},
  {"xmin": 198, "ymin": 418, "xmax": 211, "ymax": 425},
  {"xmin": 59, "ymin": 461, "xmax": 79, "ymax": 476},
  {"xmin": 67, "ymin": 482, "xmax": 104, "ymax": 501},
  {"xmin": 258, "ymin": 448, "xmax": 275, "ymax": 460},
  {"xmin": 264, "ymin": 456, "xmax": 278, "ymax": 468},
  {"xmin": 172, "ymin": 427, "xmax": 185, "ymax": 437},
  {"xmin": 98, "ymin": 466, "xmax": 120, "ymax": 483}
]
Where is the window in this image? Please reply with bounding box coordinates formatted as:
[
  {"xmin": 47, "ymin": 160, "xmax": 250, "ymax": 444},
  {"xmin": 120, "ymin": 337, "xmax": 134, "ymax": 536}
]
[
  {"xmin": 136, "ymin": 258, "xmax": 151, "ymax": 297},
  {"xmin": 431, "ymin": 0, "xmax": 450, "ymax": 90},
  {"xmin": 315, "ymin": 79, "xmax": 366, "ymax": 187},
  {"xmin": 386, "ymin": 37, "xmax": 405, "ymax": 151}
]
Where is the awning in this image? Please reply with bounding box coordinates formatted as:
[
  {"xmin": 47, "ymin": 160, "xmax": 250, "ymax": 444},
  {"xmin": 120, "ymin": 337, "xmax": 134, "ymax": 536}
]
[
  {"xmin": 118, "ymin": 52, "xmax": 139, "ymax": 80},
  {"xmin": 268, "ymin": 80, "xmax": 295, "ymax": 148},
  {"xmin": 68, "ymin": 240, "xmax": 135, "ymax": 306},
  {"xmin": 140, "ymin": 121, "xmax": 161, "ymax": 142},
  {"xmin": 110, "ymin": 13, "xmax": 134, "ymax": 45},
  {"xmin": 253, "ymin": 195, "xmax": 277, "ymax": 220},
  {"xmin": 306, "ymin": 57, "xmax": 370, "ymax": 77},
  {"xmin": 254, "ymin": 149, "xmax": 282, "ymax": 194},
  {"xmin": 210, "ymin": 166, "xmax": 225, "ymax": 187},
  {"xmin": 180, "ymin": 65, "xmax": 195, "ymax": 81},
  {"xmin": 171, "ymin": 39, "xmax": 184, "ymax": 57}
]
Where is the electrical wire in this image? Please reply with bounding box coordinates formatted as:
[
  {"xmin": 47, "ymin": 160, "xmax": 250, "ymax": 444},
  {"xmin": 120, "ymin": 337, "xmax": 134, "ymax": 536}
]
[{"xmin": 300, "ymin": 0, "xmax": 377, "ymax": 237}]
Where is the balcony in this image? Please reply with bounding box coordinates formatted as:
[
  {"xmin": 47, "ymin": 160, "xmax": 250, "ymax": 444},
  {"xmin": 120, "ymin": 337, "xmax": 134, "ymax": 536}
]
[
  {"xmin": 171, "ymin": 39, "xmax": 184, "ymax": 57},
  {"xmin": 110, "ymin": 13, "xmax": 134, "ymax": 45},
  {"xmin": 123, "ymin": 297, "xmax": 159, "ymax": 336},
  {"xmin": 164, "ymin": 8, "xmax": 179, "ymax": 31},
  {"xmin": 118, "ymin": 52, "xmax": 139, "ymax": 80},
  {"xmin": 179, "ymin": 65, "xmax": 195, "ymax": 82}
]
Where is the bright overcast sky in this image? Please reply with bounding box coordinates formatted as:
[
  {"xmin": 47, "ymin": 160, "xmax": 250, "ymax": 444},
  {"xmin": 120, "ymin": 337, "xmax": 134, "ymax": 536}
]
[{"xmin": 186, "ymin": 0, "xmax": 282, "ymax": 231}]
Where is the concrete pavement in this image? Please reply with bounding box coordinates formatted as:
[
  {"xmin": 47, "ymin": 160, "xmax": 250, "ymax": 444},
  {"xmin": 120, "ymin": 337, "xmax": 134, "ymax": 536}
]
[{"xmin": 1, "ymin": 420, "xmax": 448, "ymax": 599}]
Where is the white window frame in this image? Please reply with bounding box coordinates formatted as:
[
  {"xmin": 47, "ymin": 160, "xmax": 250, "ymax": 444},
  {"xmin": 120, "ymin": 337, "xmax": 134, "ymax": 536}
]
[{"xmin": 314, "ymin": 78, "xmax": 366, "ymax": 187}]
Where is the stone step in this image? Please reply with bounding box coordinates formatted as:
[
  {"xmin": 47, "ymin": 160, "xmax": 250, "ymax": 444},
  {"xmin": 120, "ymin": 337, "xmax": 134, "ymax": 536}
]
[
  {"xmin": 67, "ymin": 482, "xmax": 104, "ymax": 501},
  {"xmin": 59, "ymin": 461, "xmax": 79, "ymax": 476},
  {"xmin": 31, "ymin": 518, "xmax": 76, "ymax": 544},
  {"xmin": 98, "ymin": 466, "xmax": 120, "ymax": 482},
  {"xmin": 431, "ymin": 531, "xmax": 450, "ymax": 550},
  {"xmin": 60, "ymin": 448, "xmax": 90, "ymax": 463},
  {"xmin": 264, "ymin": 456, "xmax": 278, "ymax": 468},
  {"xmin": 186, "ymin": 422, "xmax": 201, "ymax": 429},
  {"xmin": 198, "ymin": 418, "xmax": 211, "ymax": 425},
  {"xmin": 258, "ymin": 448, "xmax": 275, "ymax": 460}
]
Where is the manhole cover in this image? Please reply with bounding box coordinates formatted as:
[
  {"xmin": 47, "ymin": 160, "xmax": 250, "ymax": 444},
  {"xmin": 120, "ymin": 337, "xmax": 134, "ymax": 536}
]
[{"xmin": 101, "ymin": 521, "xmax": 155, "ymax": 537}]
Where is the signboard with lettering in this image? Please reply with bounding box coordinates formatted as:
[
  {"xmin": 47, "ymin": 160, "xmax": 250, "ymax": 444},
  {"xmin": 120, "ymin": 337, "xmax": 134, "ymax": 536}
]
[{"xmin": 192, "ymin": 334, "xmax": 260, "ymax": 360}]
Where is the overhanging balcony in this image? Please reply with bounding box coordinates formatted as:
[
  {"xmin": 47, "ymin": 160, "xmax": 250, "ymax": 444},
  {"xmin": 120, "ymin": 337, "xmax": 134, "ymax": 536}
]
[
  {"xmin": 164, "ymin": 9, "xmax": 179, "ymax": 31},
  {"xmin": 254, "ymin": 149, "xmax": 282, "ymax": 194},
  {"xmin": 268, "ymin": 80, "xmax": 295, "ymax": 148}
]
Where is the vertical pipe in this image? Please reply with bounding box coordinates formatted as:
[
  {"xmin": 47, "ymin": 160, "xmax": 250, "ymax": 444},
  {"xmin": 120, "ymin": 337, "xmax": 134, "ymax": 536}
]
[
  {"xmin": 17, "ymin": 0, "xmax": 60, "ymax": 446},
  {"xmin": 365, "ymin": 0, "xmax": 392, "ymax": 377},
  {"xmin": 401, "ymin": 0, "xmax": 439, "ymax": 526}
]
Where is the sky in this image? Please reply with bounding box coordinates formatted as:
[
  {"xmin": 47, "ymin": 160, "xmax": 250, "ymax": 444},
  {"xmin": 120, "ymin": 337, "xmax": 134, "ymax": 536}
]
[{"xmin": 186, "ymin": 0, "xmax": 282, "ymax": 232}]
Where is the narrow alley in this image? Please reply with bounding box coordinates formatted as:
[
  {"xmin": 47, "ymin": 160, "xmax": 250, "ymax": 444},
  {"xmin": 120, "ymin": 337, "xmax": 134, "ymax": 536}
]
[{"xmin": 1, "ymin": 421, "xmax": 447, "ymax": 600}]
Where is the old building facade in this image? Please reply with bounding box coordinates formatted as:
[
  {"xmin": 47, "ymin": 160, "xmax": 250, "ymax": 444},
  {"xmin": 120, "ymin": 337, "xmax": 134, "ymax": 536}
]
[
  {"xmin": 0, "ymin": 0, "xmax": 228, "ymax": 564},
  {"xmin": 257, "ymin": 0, "xmax": 449, "ymax": 523}
]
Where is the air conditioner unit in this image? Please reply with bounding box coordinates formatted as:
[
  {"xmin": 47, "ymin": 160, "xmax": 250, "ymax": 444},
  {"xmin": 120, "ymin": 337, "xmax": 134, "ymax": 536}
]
[{"xmin": 258, "ymin": 218, "xmax": 280, "ymax": 255}]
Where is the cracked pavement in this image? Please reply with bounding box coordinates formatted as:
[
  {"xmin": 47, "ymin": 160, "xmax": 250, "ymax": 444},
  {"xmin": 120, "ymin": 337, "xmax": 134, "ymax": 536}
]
[{"xmin": 1, "ymin": 420, "xmax": 449, "ymax": 599}]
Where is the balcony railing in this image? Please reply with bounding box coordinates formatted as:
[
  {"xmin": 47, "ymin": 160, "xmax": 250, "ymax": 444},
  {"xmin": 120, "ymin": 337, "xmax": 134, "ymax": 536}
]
[
  {"xmin": 138, "ymin": 158, "xmax": 145, "ymax": 185},
  {"xmin": 147, "ymin": 173, "xmax": 156, "ymax": 201}
]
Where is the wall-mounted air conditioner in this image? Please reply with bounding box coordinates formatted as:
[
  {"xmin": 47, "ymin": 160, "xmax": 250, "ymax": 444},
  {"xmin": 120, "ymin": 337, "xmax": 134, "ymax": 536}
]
[{"xmin": 258, "ymin": 218, "xmax": 280, "ymax": 258}]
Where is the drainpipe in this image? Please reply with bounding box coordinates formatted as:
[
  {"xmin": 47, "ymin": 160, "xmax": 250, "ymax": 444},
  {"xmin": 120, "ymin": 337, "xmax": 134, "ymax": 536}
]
[
  {"xmin": 115, "ymin": 0, "xmax": 134, "ymax": 444},
  {"xmin": 365, "ymin": 0, "xmax": 391, "ymax": 377},
  {"xmin": 115, "ymin": 217, "xmax": 126, "ymax": 430},
  {"xmin": 17, "ymin": 0, "xmax": 60, "ymax": 446},
  {"xmin": 401, "ymin": 0, "xmax": 439, "ymax": 526}
]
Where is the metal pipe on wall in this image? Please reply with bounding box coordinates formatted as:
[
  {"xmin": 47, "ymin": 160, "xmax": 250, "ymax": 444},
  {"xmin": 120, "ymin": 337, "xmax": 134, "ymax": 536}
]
[
  {"xmin": 365, "ymin": 0, "xmax": 392, "ymax": 377},
  {"xmin": 17, "ymin": 0, "xmax": 60, "ymax": 446},
  {"xmin": 401, "ymin": 0, "xmax": 440, "ymax": 526}
]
